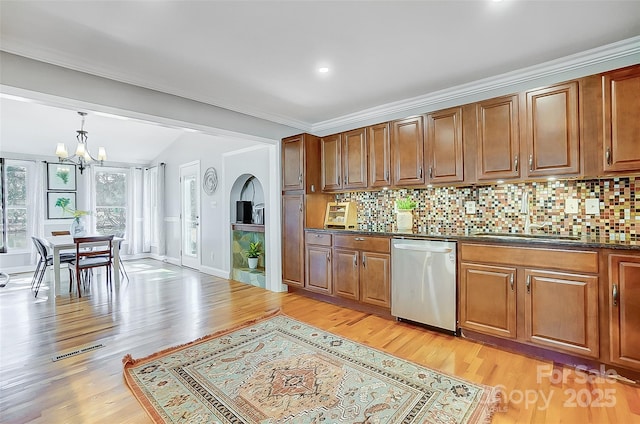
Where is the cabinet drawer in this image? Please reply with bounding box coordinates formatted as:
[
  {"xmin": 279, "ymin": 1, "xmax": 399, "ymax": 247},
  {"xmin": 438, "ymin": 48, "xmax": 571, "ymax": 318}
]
[
  {"xmin": 334, "ymin": 234, "xmax": 390, "ymax": 253},
  {"xmin": 460, "ymin": 243, "xmax": 598, "ymax": 274},
  {"xmin": 305, "ymin": 231, "xmax": 332, "ymax": 246}
]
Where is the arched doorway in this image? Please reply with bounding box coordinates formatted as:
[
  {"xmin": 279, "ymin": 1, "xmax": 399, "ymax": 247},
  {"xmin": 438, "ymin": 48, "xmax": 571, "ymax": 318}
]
[{"xmin": 229, "ymin": 174, "xmax": 266, "ymax": 288}]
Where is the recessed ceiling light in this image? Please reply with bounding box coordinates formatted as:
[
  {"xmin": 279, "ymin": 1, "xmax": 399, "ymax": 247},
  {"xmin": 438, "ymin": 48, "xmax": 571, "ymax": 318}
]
[{"xmin": 318, "ymin": 67, "xmax": 329, "ymax": 73}]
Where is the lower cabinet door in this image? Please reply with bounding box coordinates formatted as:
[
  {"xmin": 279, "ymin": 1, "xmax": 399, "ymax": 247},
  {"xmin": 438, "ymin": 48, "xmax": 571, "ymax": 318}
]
[
  {"xmin": 360, "ymin": 252, "xmax": 390, "ymax": 308},
  {"xmin": 524, "ymin": 269, "xmax": 599, "ymax": 358},
  {"xmin": 305, "ymin": 245, "xmax": 332, "ymax": 294},
  {"xmin": 333, "ymin": 248, "xmax": 359, "ymax": 300},
  {"xmin": 460, "ymin": 263, "xmax": 517, "ymax": 338},
  {"xmin": 609, "ymin": 254, "xmax": 640, "ymax": 370}
]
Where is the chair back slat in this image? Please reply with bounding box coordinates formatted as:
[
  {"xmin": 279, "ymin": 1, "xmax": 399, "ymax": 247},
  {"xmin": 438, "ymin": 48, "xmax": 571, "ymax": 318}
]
[{"xmin": 74, "ymin": 235, "xmax": 114, "ymax": 262}]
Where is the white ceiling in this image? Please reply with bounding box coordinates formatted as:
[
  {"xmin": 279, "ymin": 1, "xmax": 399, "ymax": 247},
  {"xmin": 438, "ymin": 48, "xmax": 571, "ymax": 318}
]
[{"xmin": 1, "ymin": 0, "xmax": 640, "ymax": 162}]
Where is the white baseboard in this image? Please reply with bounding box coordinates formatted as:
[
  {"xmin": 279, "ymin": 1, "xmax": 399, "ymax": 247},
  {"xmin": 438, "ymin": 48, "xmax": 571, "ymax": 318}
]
[{"xmin": 200, "ymin": 265, "xmax": 231, "ymax": 279}]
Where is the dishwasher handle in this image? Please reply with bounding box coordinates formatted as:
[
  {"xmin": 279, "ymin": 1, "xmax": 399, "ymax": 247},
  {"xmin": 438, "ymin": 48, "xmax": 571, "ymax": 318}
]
[{"xmin": 393, "ymin": 243, "xmax": 452, "ymax": 254}]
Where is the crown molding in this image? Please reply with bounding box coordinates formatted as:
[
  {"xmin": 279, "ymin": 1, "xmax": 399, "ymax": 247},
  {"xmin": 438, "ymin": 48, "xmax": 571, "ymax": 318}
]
[{"xmin": 311, "ymin": 36, "xmax": 640, "ymax": 134}]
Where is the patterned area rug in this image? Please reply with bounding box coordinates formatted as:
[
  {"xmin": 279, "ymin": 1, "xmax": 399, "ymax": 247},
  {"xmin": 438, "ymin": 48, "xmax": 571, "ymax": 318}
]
[{"xmin": 123, "ymin": 311, "xmax": 498, "ymax": 423}]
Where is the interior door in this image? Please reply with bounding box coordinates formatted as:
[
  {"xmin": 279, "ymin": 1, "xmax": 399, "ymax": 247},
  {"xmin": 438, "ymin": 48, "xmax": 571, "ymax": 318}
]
[{"xmin": 180, "ymin": 161, "xmax": 200, "ymax": 269}]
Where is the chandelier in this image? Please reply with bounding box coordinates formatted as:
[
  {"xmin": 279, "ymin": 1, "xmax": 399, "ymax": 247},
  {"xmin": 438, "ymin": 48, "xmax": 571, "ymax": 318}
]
[{"xmin": 55, "ymin": 111, "xmax": 107, "ymax": 174}]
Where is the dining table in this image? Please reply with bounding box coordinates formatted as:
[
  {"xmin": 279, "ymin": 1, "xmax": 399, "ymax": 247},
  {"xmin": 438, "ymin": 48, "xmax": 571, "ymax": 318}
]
[{"xmin": 44, "ymin": 235, "xmax": 123, "ymax": 295}]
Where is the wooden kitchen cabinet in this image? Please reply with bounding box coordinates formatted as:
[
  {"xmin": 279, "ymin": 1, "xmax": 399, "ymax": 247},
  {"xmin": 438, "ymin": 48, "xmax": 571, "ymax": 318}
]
[
  {"xmin": 425, "ymin": 106, "xmax": 464, "ymax": 183},
  {"xmin": 342, "ymin": 128, "xmax": 368, "ymax": 189},
  {"xmin": 321, "ymin": 128, "xmax": 368, "ymax": 191},
  {"xmin": 282, "ymin": 133, "xmax": 322, "ymax": 193},
  {"xmin": 608, "ymin": 253, "xmax": 640, "ymax": 370},
  {"xmin": 333, "ymin": 248, "xmax": 359, "ymax": 300},
  {"xmin": 602, "ymin": 65, "xmax": 640, "ymax": 173},
  {"xmin": 321, "ymin": 133, "xmax": 342, "ymax": 191},
  {"xmin": 368, "ymin": 123, "xmax": 391, "ymax": 187},
  {"xmin": 282, "ymin": 194, "xmax": 304, "ymax": 286},
  {"xmin": 460, "ymin": 263, "xmax": 517, "ymax": 339},
  {"xmin": 524, "ymin": 81, "xmax": 580, "ymax": 177},
  {"xmin": 305, "ymin": 231, "xmax": 333, "ymax": 295},
  {"xmin": 333, "ymin": 234, "xmax": 391, "ymax": 308},
  {"xmin": 524, "ymin": 269, "xmax": 599, "ymax": 358},
  {"xmin": 476, "ymin": 94, "xmax": 520, "ymax": 181},
  {"xmin": 391, "ymin": 116, "xmax": 424, "ymax": 186},
  {"xmin": 460, "ymin": 243, "xmax": 599, "ymax": 358}
]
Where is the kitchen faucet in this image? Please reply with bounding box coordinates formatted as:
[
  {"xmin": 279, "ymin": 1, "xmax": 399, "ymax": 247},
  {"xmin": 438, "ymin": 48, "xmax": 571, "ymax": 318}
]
[{"xmin": 521, "ymin": 191, "xmax": 551, "ymax": 234}]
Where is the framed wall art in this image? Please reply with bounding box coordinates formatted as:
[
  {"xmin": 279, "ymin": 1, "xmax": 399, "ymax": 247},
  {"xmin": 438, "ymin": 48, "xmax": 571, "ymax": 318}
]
[
  {"xmin": 47, "ymin": 163, "xmax": 77, "ymax": 191},
  {"xmin": 47, "ymin": 191, "xmax": 76, "ymax": 219}
]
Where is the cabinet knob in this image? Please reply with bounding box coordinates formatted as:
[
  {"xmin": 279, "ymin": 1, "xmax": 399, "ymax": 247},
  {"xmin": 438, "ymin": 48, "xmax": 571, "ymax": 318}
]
[
  {"xmin": 385, "ymin": 170, "xmax": 389, "ymax": 181},
  {"xmin": 362, "ymin": 255, "xmax": 366, "ymax": 268},
  {"xmin": 299, "ymin": 202, "xmax": 303, "ymax": 212},
  {"xmin": 419, "ymin": 167, "xmax": 423, "ymax": 179},
  {"xmin": 327, "ymin": 252, "xmax": 331, "ymax": 262},
  {"xmin": 510, "ymin": 273, "xmax": 514, "ymax": 291},
  {"xmin": 298, "ymin": 173, "xmax": 302, "ymax": 183},
  {"xmin": 529, "ymin": 155, "xmax": 533, "ymax": 172},
  {"xmin": 612, "ymin": 284, "xmax": 618, "ymax": 306},
  {"xmin": 514, "ymin": 155, "xmax": 519, "ymax": 172},
  {"xmin": 354, "ymin": 237, "xmax": 365, "ymax": 241},
  {"xmin": 429, "ymin": 167, "xmax": 433, "ymax": 179},
  {"xmin": 526, "ymin": 275, "xmax": 531, "ymax": 293},
  {"xmin": 353, "ymin": 256, "xmax": 357, "ymax": 267},
  {"xmin": 606, "ymin": 148, "xmax": 611, "ymax": 166}
]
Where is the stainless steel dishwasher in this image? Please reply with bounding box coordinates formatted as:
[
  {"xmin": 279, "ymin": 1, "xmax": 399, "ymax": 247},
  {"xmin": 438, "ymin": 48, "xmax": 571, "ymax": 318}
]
[{"xmin": 391, "ymin": 238, "xmax": 457, "ymax": 334}]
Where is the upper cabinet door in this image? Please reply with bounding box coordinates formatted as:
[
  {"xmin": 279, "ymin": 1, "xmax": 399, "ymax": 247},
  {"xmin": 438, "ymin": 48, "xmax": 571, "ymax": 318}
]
[
  {"xmin": 282, "ymin": 135, "xmax": 304, "ymax": 191},
  {"xmin": 426, "ymin": 106, "xmax": 464, "ymax": 183},
  {"xmin": 342, "ymin": 128, "xmax": 368, "ymax": 190},
  {"xmin": 368, "ymin": 123, "xmax": 391, "ymax": 188},
  {"xmin": 603, "ymin": 66, "xmax": 640, "ymax": 173},
  {"xmin": 321, "ymin": 134, "xmax": 342, "ymax": 191},
  {"xmin": 476, "ymin": 95, "xmax": 520, "ymax": 181},
  {"xmin": 391, "ymin": 116, "xmax": 424, "ymax": 186},
  {"xmin": 525, "ymin": 81, "xmax": 580, "ymax": 177}
]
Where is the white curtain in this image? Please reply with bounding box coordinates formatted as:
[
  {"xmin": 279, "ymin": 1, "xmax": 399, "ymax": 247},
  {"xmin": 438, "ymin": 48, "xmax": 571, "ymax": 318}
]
[
  {"xmin": 28, "ymin": 161, "xmax": 45, "ymax": 263},
  {"xmin": 125, "ymin": 167, "xmax": 144, "ymax": 256},
  {"xmin": 156, "ymin": 163, "xmax": 166, "ymax": 256}
]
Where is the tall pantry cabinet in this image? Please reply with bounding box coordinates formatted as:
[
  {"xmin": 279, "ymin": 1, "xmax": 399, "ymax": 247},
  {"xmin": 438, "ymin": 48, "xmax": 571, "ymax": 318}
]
[{"xmin": 281, "ymin": 134, "xmax": 332, "ymax": 287}]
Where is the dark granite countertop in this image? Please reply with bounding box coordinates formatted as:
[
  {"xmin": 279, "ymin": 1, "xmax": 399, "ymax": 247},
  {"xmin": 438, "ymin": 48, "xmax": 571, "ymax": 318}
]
[{"xmin": 305, "ymin": 227, "xmax": 640, "ymax": 251}]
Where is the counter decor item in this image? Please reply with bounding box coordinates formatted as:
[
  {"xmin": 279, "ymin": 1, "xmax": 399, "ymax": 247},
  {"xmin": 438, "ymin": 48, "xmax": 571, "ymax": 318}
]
[
  {"xmin": 324, "ymin": 201, "xmax": 357, "ymax": 229},
  {"xmin": 396, "ymin": 197, "xmax": 416, "ymax": 232}
]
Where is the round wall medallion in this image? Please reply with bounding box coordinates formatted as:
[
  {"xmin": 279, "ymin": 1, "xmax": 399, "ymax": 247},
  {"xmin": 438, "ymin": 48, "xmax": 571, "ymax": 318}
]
[{"xmin": 203, "ymin": 167, "xmax": 218, "ymax": 195}]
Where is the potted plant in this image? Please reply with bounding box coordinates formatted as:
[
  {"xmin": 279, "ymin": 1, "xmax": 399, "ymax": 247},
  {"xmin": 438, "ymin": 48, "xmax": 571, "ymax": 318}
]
[
  {"xmin": 396, "ymin": 197, "xmax": 416, "ymax": 232},
  {"xmin": 245, "ymin": 241, "xmax": 262, "ymax": 269}
]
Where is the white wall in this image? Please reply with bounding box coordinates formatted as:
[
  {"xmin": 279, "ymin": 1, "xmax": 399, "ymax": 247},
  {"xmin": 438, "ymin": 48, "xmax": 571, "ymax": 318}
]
[
  {"xmin": 152, "ymin": 132, "xmax": 277, "ymax": 281},
  {"xmin": 223, "ymin": 145, "xmax": 285, "ymax": 292}
]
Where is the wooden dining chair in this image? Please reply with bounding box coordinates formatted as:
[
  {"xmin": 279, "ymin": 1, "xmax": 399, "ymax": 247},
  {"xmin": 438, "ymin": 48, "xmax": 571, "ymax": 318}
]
[
  {"xmin": 70, "ymin": 235, "xmax": 114, "ymax": 297},
  {"xmin": 51, "ymin": 230, "xmax": 71, "ymax": 236}
]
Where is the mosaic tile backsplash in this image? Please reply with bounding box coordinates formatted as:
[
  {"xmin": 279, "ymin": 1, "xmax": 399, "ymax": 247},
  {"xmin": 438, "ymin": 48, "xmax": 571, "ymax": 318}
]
[{"xmin": 335, "ymin": 177, "xmax": 638, "ymax": 243}]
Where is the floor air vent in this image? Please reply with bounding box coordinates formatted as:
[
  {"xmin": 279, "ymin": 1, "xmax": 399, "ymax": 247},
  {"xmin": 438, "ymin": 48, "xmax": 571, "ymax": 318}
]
[{"xmin": 52, "ymin": 343, "xmax": 105, "ymax": 362}]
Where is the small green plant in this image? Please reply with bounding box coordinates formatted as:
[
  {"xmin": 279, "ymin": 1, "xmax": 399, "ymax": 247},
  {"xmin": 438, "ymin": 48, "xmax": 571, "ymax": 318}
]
[
  {"xmin": 245, "ymin": 241, "xmax": 262, "ymax": 259},
  {"xmin": 396, "ymin": 197, "xmax": 416, "ymax": 211}
]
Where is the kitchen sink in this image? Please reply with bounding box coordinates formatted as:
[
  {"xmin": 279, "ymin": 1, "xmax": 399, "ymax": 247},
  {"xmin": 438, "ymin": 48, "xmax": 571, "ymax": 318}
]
[{"xmin": 472, "ymin": 232, "xmax": 582, "ymax": 241}]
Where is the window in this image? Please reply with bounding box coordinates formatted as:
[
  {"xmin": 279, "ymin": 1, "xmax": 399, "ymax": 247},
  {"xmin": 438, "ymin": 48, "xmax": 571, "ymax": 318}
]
[
  {"xmin": 1, "ymin": 159, "xmax": 30, "ymax": 251},
  {"xmin": 94, "ymin": 167, "xmax": 128, "ymax": 236}
]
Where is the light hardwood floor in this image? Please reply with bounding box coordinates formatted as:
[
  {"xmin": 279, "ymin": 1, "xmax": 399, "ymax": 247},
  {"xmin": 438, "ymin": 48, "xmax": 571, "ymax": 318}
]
[{"xmin": 1, "ymin": 259, "xmax": 638, "ymax": 423}]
